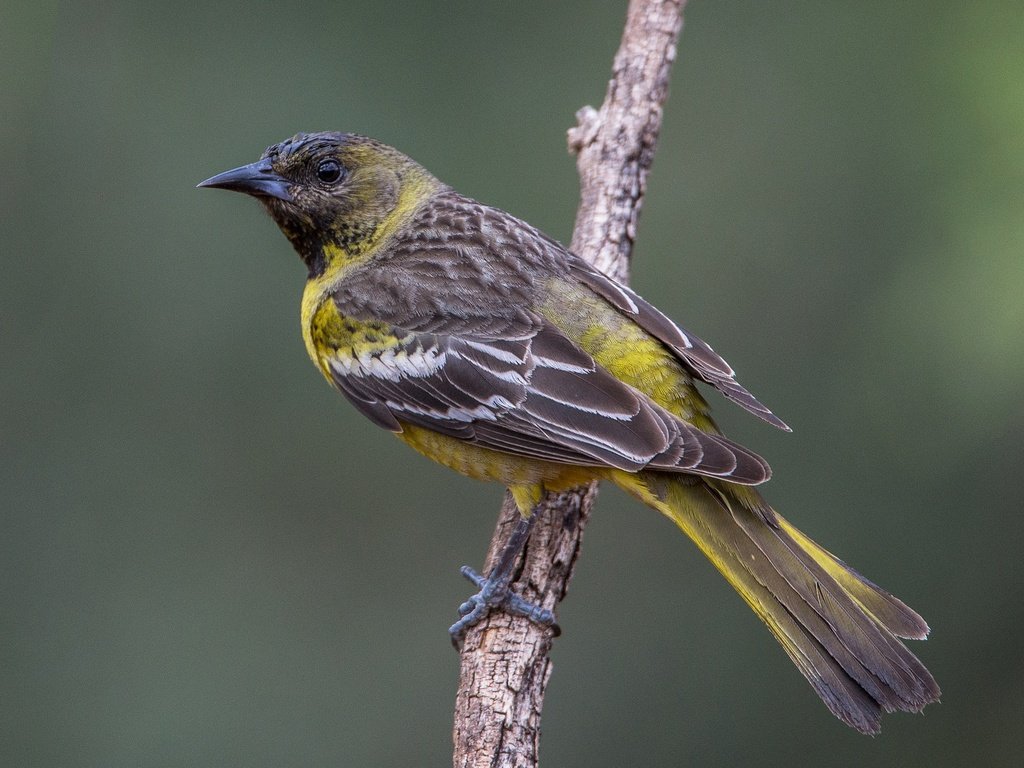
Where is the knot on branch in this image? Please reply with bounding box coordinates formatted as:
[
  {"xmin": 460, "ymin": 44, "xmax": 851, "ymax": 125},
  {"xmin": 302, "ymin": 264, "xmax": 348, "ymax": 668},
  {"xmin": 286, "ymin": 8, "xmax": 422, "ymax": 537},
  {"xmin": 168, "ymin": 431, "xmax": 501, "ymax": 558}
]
[{"xmin": 567, "ymin": 106, "xmax": 602, "ymax": 155}]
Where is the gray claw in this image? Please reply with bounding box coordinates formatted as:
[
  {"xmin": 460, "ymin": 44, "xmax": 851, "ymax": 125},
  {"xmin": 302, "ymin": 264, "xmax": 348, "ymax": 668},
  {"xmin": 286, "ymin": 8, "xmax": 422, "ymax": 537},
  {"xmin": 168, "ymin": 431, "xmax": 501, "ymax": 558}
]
[{"xmin": 448, "ymin": 565, "xmax": 559, "ymax": 648}]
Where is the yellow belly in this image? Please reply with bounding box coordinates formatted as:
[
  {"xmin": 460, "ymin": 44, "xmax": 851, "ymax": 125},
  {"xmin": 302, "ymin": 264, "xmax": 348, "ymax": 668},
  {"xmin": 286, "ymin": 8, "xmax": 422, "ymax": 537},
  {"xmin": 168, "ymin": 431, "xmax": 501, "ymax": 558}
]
[{"xmin": 396, "ymin": 422, "xmax": 598, "ymax": 491}]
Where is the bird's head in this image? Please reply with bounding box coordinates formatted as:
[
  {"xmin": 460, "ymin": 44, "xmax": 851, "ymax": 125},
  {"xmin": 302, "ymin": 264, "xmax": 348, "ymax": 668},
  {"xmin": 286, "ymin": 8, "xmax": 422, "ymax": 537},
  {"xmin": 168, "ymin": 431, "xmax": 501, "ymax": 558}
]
[{"xmin": 199, "ymin": 132, "xmax": 440, "ymax": 277}]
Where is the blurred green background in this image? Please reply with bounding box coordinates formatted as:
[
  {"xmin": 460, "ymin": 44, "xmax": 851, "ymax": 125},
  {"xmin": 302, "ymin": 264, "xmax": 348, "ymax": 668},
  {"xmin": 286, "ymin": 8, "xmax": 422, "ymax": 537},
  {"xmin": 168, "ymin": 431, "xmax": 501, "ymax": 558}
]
[{"xmin": 4, "ymin": 1, "xmax": 1022, "ymax": 765}]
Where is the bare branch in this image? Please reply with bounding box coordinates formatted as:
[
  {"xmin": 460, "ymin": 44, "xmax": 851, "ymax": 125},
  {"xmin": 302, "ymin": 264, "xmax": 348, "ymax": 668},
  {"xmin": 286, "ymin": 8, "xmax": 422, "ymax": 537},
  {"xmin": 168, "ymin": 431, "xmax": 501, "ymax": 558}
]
[{"xmin": 453, "ymin": 3, "xmax": 686, "ymax": 766}]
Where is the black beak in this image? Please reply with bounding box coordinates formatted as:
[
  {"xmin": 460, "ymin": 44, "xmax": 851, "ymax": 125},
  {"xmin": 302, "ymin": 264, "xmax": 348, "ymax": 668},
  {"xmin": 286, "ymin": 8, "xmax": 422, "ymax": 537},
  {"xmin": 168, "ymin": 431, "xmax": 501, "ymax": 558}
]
[{"xmin": 197, "ymin": 160, "xmax": 293, "ymax": 202}]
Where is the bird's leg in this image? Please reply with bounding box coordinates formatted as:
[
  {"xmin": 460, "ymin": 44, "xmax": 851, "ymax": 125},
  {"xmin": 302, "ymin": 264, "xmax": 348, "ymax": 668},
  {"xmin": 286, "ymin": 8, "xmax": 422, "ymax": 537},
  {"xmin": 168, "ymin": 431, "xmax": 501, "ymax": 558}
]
[{"xmin": 448, "ymin": 512, "xmax": 558, "ymax": 648}]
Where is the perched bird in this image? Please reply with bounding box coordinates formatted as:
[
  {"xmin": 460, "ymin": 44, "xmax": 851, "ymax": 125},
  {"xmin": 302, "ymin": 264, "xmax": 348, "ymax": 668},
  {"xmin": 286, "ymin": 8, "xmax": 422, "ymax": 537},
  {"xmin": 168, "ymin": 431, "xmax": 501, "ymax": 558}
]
[{"xmin": 199, "ymin": 132, "xmax": 939, "ymax": 734}]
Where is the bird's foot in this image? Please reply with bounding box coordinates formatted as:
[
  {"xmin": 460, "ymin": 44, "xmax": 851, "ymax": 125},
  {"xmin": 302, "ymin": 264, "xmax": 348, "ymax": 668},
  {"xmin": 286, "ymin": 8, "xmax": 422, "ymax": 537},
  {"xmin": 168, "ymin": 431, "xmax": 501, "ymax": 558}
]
[{"xmin": 448, "ymin": 565, "xmax": 559, "ymax": 649}]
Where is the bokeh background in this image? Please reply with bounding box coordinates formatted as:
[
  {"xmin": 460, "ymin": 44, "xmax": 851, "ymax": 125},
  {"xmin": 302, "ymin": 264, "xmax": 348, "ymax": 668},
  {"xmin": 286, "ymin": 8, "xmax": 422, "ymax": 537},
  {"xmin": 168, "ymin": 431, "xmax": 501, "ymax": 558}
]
[{"xmin": 4, "ymin": 1, "xmax": 1022, "ymax": 766}]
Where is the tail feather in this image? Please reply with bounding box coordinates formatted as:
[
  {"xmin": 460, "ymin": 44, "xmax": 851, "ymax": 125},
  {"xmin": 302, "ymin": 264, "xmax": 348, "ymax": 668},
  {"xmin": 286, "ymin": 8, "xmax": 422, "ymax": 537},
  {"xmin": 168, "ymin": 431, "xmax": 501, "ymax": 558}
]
[
  {"xmin": 620, "ymin": 472, "xmax": 940, "ymax": 735},
  {"xmin": 726, "ymin": 495, "xmax": 937, "ymax": 711},
  {"xmin": 777, "ymin": 516, "xmax": 930, "ymax": 641}
]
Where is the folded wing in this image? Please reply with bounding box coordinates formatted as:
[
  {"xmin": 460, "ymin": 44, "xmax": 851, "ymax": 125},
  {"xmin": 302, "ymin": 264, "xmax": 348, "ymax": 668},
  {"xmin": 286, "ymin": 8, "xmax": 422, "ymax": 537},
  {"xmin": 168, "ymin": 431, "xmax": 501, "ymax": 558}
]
[{"xmin": 324, "ymin": 319, "xmax": 772, "ymax": 485}]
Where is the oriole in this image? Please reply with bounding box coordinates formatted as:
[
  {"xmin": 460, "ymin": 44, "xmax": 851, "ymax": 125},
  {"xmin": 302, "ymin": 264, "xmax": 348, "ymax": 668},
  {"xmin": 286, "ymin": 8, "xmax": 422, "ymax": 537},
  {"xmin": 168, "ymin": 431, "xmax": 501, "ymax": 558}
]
[{"xmin": 199, "ymin": 132, "xmax": 939, "ymax": 734}]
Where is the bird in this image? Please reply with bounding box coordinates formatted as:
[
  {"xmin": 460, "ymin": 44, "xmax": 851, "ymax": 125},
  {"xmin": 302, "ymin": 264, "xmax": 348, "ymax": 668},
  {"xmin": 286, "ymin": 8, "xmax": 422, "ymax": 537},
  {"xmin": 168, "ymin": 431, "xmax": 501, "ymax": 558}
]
[{"xmin": 198, "ymin": 131, "xmax": 939, "ymax": 734}]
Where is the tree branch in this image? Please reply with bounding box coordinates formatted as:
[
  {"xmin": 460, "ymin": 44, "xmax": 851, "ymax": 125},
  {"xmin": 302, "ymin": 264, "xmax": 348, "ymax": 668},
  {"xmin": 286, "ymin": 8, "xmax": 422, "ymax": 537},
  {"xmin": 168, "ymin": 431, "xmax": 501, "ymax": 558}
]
[{"xmin": 452, "ymin": 3, "xmax": 686, "ymax": 766}]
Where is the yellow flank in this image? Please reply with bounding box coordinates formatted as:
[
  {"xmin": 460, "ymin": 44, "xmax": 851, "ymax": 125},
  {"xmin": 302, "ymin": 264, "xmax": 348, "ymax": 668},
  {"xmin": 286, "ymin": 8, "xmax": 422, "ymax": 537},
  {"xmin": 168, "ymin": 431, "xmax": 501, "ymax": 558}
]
[
  {"xmin": 396, "ymin": 422, "xmax": 599, "ymax": 515},
  {"xmin": 539, "ymin": 277, "xmax": 718, "ymax": 433}
]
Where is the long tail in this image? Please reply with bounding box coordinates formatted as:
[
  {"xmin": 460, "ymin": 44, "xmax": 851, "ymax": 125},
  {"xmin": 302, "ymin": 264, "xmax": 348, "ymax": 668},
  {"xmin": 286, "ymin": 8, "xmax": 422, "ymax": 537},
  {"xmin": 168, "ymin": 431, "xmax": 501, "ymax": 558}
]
[{"xmin": 615, "ymin": 471, "xmax": 940, "ymax": 735}]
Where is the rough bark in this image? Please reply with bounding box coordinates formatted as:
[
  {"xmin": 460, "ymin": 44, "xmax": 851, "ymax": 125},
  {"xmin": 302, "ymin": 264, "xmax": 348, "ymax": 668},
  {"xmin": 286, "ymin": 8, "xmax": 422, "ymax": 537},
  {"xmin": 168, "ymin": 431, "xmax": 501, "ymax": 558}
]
[{"xmin": 452, "ymin": 3, "xmax": 686, "ymax": 766}]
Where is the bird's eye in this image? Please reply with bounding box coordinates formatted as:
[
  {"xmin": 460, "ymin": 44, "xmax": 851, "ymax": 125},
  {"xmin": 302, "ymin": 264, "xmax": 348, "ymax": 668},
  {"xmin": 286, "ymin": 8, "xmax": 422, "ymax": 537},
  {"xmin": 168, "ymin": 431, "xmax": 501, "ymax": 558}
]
[{"xmin": 315, "ymin": 159, "xmax": 344, "ymax": 184}]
